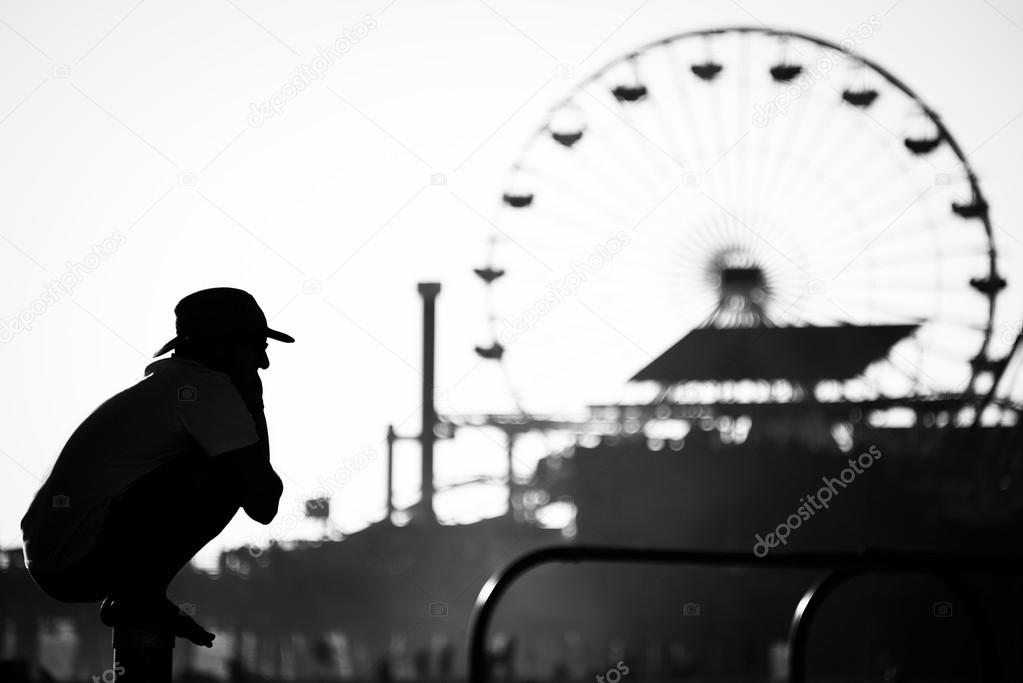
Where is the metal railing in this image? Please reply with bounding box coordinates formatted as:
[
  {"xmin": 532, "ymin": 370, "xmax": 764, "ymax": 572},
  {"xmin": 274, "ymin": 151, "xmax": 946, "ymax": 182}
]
[{"xmin": 467, "ymin": 545, "xmax": 1023, "ymax": 683}]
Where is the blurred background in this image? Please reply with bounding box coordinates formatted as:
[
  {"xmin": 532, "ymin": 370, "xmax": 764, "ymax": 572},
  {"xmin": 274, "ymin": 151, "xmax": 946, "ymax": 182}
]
[{"xmin": 2, "ymin": 0, "xmax": 1023, "ymax": 680}]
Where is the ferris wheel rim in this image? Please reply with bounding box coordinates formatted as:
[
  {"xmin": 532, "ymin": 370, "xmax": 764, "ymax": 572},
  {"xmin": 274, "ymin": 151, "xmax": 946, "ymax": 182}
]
[{"xmin": 480, "ymin": 25, "xmax": 1002, "ymax": 421}]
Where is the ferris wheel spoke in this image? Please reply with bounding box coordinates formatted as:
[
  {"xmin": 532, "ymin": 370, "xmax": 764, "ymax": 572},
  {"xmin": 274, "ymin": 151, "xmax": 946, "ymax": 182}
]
[
  {"xmin": 644, "ymin": 50, "xmax": 701, "ymax": 171},
  {"xmin": 786, "ymin": 130, "xmax": 904, "ymax": 231},
  {"xmin": 555, "ymin": 131, "xmax": 664, "ymax": 215},
  {"xmin": 818, "ymin": 234, "xmax": 957, "ymax": 272},
  {"xmin": 771, "ymin": 82, "xmax": 878, "ymax": 210},
  {"xmin": 544, "ymin": 135, "xmax": 651, "ymax": 211},
  {"xmin": 664, "ymin": 41, "xmax": 713, "ymax": 165},
  {"xmin": 801, "ymin": 123, "xmax": 916, "ymax": 212},
  {"xmin": 816, "ymin": 220, "xmax": 958, "ymax": 267},
  {"xmin": 804, "ymin": 158, "xmax": 925, "ymax": 235},
  {"xmin": 734, "ymin": 39, "xmax": 812, "ymax": 217},
  {"xmin": 815, "ymin": 163, "xmax": 934, "ymax": 240},
  {"xmin": 720, "ymin": 31, "xmax": 753, "ymax": 216},
  {"xmin": 544, "ymin": 103, "xmax": 671, "ymax": 217},
  {"xmin": 766, "ymin": 106, "xmax": 861, "ymax": 221},
  {"xmin": 748, "ymin": 85, "xmax": 838, "ymax": 219},
  {"xmin": 523, "ymin": 170, "xmax": 634, "ymax": 227},
  {"xmin": 699, "ymin": 190, "xmax": 811, "ymax": 276},
  {"xmin": 595, "ymin": 112, "xmax": 684, "ymax": 195},
  {"xmin": 787, "ymin": 109, "xmax": 892, "ymax": 211},
  {"xmin": 580, "ymin": 83, "xmax": 688, "ymax": 185},
  {"xmin": 807, "ymin": 189, "xmax": 919, "ymax": 246},
  {"xmin": 582, "ymin": 110, "xmax": 694, "ymax": 217},
  {"xmin": 703, "ymin": 39, "xmax": 731, "ymax": 180},
  {"xmin": 533, "ymin": 163, "xmax": 666, "ymax": 242},
  {"xmin": 822, "ymin": 241, "xmax": 989, "ymax": 275},
  {"xmin": 531, "ymin": 182, "xmax": 641, "ymax": 236},
  {"xmin": 819, "ymin": 204, "xmax": 942, "ymax": 272}
]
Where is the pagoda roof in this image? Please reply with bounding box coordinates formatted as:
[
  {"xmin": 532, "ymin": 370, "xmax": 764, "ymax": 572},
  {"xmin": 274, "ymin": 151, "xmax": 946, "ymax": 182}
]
[{"xmin": 630, "ymin": 324, "xmax": 919, "ymax": 383}]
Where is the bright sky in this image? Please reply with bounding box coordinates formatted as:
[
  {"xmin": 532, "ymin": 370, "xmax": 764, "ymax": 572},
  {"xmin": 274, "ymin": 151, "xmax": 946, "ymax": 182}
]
[{"xmin": 2, "ymin": 0, "xmax": 1023, "ymax": 568}]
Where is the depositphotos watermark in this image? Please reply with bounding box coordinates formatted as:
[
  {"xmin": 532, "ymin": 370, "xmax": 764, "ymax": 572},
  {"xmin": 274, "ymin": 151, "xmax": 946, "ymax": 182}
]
[
  {"xmin": 92, "ymin": 660, "xmax": 125, "ymax": 683},
  {"xmin": 248, "ymin": 15, "xmax": 378, "ymax": 127},
  {"xmin": 0, "ymin": 230, "xmax": 128, "ymax": 344},
  {"xmin": 753, "ymin": 445, "xmax": 882, "ymax": 557},
  {"xmin": 498, "ymin": 231, "xmax": 631, "ymax": 345},
  {"xmin": 596, "ymin": 660, "xmax": 630, "ymax": 683}
]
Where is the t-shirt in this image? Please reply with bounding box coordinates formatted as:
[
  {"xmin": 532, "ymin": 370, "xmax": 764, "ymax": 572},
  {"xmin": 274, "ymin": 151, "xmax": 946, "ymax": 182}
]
[{"xmin": 20, "ymin": 356, "xmax": 261, "ymax": 572}]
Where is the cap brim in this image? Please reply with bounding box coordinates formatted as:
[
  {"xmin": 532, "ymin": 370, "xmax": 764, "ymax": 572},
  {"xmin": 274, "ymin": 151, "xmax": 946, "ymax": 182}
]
[
  {"xmin": 154, "ymin": 329, "xmax": 293, "ymax": 358},
  {"xmin": 153, "ymin": 335, "xmax": 184, "ymax": 358},
  {"xmin": 267, "ymin": 328, "xmax": 295, "ymax": 344}
]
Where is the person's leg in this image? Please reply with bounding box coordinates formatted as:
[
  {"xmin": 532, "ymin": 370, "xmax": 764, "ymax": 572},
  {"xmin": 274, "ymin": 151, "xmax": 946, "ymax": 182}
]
[
  {"xmin": 26, "ymin": 551, "xmax": 108, "ymax": 603},
  {"xmin": 97, "ymin": 447, "xmax": 246, "ymax": 602},
  {"xmin": 89, "ymin": 447, "xmax": 249, "ymax": 646}
]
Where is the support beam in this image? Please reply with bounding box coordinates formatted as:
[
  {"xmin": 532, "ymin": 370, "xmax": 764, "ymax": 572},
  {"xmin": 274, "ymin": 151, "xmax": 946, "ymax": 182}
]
[
  {"xmin": 417, "ymin": 282, "xmax": 441, "ymax": 525},
  {"xmin": 386, "ymin": 424, "xmax": 396, "ymax": 523},
  {"xmin": 506, "ymin": 433, "xmax": 516, "ymax": 517}
]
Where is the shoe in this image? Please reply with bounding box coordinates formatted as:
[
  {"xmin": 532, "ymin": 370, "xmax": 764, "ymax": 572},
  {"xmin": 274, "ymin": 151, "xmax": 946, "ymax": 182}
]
[{"xmin": 99, "ymin": 596, "xmax": 215, "ymax": 648}]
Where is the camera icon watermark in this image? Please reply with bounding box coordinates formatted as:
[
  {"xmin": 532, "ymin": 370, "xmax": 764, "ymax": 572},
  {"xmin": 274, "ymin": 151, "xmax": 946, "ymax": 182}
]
[
  {"xmin": 51, "ymin": 63, "xmax": 71, "ymax": 79},
  {"xmin": 303, "ymin": 278, "xmax": 323, "ymax": 294},
  {"xmin": 430, "ymin": 172, "xmax": 447, "ymax": 186},
  {"xmin": 1000, "ymin": 320, "xmax": 1022, "ymax": 345},
  {"xmin": 934, "ymin": 173, "xmax": 952, "ymax": 186},
  {"xmin": 52, "ymin": 494, "xmax": 71, "ymax": 508},
  {"xmin": 680, "ymin": 171, "xmax": 701, "ymax": 187},
  {"xmin": 177, "ymin": 172, "xmax": 197, "ymax": 188},
  {"xmin": 683, "ymin": 601, "xmax": 701, "ymax": 616},
  {"xmin": 807, "ymin": 279, "xmax": 827, "ymax": 294},
  {"xmin": 555, "ymin": 63, "xmax": 575, "ymax": 79},
  {"xmin": 428, "ymin": 601, "xmax": 448, "ymax": 617},
  {"xmin": 177, "ymin": 602, "xmax": 197, "ymax": 617},
  {"xmin": 177, "ymin": 385, "xmax": 198, "ymax": 402},
  {"xmin": 933, "ymin": 601, "xmax": 952, "ymax": 617}
]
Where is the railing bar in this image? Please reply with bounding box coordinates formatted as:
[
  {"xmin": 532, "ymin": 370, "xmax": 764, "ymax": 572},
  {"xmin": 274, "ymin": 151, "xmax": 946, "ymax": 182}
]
[{"xmin": 468, "ymin": 545, "xmax": 1022, "ymax": 683}]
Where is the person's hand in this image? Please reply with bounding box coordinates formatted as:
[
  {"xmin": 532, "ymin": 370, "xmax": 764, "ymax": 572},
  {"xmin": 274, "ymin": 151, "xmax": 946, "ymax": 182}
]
[{"xmin": 242, "ymin": 466, "xmax": 283, "ymax": 524}]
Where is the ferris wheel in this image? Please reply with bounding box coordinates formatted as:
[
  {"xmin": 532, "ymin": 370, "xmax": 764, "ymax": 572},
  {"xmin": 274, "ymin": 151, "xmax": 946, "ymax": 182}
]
[{"xmin": 471, "ymin": 26, "xmax": 1011, "ymax": 420}]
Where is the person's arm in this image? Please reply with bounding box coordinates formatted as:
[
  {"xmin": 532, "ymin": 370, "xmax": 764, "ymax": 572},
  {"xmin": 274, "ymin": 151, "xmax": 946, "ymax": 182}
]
[
  {"xmin": 177, "ymin": 368, "xmax": 283, "ymax": 524},
  {"xmin": 238, "ymin": 403, "xmax": 283, "ymax": 524},
  {"xmin": 218, "ymin": 440, "xmax": 283, "ymax": 524},
  {"xmin": 229, "ymin": 370, "xmax": 283, "ymax": 523}
]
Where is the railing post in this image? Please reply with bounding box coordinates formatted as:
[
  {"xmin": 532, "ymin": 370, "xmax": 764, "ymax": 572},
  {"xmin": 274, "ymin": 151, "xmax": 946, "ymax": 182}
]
[
  {"xmin": 112, "ymin": 624, "xmax": 174, "ymax": 682},
  {"xmin": 787, "ymin": 569, "xmax": 854, "ymax": 683},
  {"xmin": 789, "ymin": 567, "xmax": 1001, "ymax": 683}
]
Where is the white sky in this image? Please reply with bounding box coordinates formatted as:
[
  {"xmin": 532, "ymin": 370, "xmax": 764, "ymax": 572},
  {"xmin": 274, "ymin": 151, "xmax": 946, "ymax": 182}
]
[{"xmin": 2, "ymin": 0, "xmax": 1023, "ymax": 567}]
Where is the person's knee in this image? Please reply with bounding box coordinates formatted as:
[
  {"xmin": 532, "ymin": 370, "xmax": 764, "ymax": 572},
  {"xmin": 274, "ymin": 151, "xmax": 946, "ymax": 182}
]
[{"xmin": 29, "ymin": 564, "xmax": 106, "ymax": 604}]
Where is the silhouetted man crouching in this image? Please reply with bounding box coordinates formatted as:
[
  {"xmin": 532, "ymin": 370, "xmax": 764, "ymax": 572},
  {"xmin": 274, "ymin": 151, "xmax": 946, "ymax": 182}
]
[{"xmin": 20, "ymin": 288, "xmax": 292, "ymax": 646}]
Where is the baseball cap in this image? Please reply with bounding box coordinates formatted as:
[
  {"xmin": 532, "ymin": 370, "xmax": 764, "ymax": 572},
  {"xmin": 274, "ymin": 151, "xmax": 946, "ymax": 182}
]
[{"xmin": 153, "ymin": 287, "xmax": 295, "ymax": 358}]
